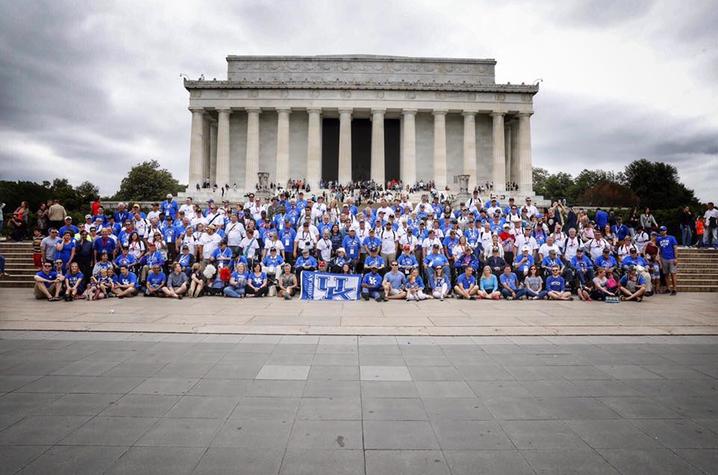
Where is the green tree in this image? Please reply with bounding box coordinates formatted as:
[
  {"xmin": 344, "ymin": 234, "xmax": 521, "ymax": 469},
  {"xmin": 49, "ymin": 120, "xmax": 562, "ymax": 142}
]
[
  {"xmin": 623, "ymin": 159, "xmax": 698, "ymax": 209},
  {"xmin": 75, "ymin": 181, "xmax": 99, "ymax": 203},
  {"xmin": 532, "ymin": 167, "xmax": 550, "ymax": 196},
  {"xmin": 568, "ymin": 169, "xmax": 624, "ymax": 203},
  {"xmin": 540, "ymin": 172, "xmax": 574, "ymax": 202},
  {"xmin": 113, "ymin": 160, "xmax": 184, "ymax": 202}
]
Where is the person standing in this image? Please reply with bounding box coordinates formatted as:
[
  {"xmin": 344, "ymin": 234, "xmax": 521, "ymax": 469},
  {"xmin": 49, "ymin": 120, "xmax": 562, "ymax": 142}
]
[
  {"xmin": 678, "ymin": 207, "xmax": 694, "ymax": 247},
  {"xmin": 657, "ymin": 225, "xmax": 679, "ymax": 296},
  {"xmin": 704, "ymin": 202, "xmax": 718, "ymax": 248},
  {"xmin": 47, "ymin": 199, "xmax": 67, "ymax": 231}
]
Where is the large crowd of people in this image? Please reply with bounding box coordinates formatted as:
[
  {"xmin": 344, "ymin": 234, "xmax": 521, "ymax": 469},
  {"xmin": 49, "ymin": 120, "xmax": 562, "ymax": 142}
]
[{"xmin": 8, "ymin": 189, "xmax": 716, "ymax": 303}]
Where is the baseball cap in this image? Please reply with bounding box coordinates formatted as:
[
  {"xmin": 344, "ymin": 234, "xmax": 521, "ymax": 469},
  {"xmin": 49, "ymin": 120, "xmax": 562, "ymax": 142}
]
[
  {"xmin": 337, "ymin": 247, "xmax": 345, "ymax": 253},
  {"xmin": 521, "ymin": 245, "xmax": 530, "ymax": 252},
  {"xmin": 659, "ymin": 225, "xmax": 667, "ymax": 231}
]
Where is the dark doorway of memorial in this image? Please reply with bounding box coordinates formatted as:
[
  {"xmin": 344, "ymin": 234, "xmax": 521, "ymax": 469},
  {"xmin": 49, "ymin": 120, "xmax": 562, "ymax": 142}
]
[
  {"xmin": 321, "ymin": 118, "xmax": 339, "ymax": 182},
  {"xmin": 351, "ymin": 119, "xmax": 371, "ymax": 181},
  {"xmin": 384, "ymin": 119, "xmax": 400, "ymax": 183}
]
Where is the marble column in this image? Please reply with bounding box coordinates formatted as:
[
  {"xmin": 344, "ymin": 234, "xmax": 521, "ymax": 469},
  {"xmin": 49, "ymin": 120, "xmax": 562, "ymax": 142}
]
[
  {"xmin": 275, "ymin": 108, "xmax": 291, "ymax": 186},
  {"xmin": 462, "ymin": 111, "xmax": 477, "ymax": 190},
  {"xmin": 491, "ymin": 112, "xmax": 506, "ymax": 191},
  {"xmin": 370, "ymin": 108, "xmax": 385, "ymax": 186},
  {"xmin": 202, "ymin": 116, "xmax": 211, "ymax": 183},
  {"xmin": 505, "ymin": 122, "xmax": 512, "ymax": 188},
  {"xmin": 306, "ymin": 108, "xmax": 322, "ymax": 190},
  {"xmin": 209, "ymin": 123, "xmax": 217, "ymax": 185},
  {"xmin": 188, "ymin": 107, "xmax": 205, "ymax": 187},
  {"xmin": 245, "ymin": 108, "xmax": 261, "ymax": 191},
  {"xmin": 511, "ymin": 119, "xmax": 520, "ymax": 191},
  {"xmin": 215, "ymin": 108, "xmax": 231, "ymax": 188},
  {"xmin": 433, "ymin": 110, "xmax": 447, "ymax": 189},
  {"xmin": 518, "ymin": 112, "xmax": 533, "ymax": 193},
  {"xmin": 338, "ymin": 109, "xmax": 352, "ymax": 183},
  {"xmin": 401, "ymin": 109, "xmax": 417, "ymax": 186}
]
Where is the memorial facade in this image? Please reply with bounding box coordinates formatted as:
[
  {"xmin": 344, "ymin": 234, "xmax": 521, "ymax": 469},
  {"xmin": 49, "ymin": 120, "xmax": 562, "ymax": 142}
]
[{"xmin": 183, "ymin": 55, "xmax": 539, "ymax": 197}]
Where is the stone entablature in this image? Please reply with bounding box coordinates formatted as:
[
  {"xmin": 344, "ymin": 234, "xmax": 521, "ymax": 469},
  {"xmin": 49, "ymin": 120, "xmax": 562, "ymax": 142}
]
[{"xmin": 225, "ymin": 55, "xmax": 498, "ymax": 86}]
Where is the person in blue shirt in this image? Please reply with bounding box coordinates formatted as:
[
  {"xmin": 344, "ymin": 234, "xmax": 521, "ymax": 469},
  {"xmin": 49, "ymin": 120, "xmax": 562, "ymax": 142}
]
[
  {"xmin": 294, "ymin": 248, "xmax": 318, "ymax": 279},
  {"xmin": 428, "ymin": 265, "xmax": 451, "ymax": 300},
  {"xmin": 612, "ymin": 217, "xmax": 630, "ymax": 241},
  {"xmin": 513, "ymin": 246, "xmax": 535, "ymax": 278},
  {"xmin": 546, "ymin": 265, "xmax": 572, "ymax": 300},
  {"xmin": 58, "ymin": 216, "xmax": 79, "ymax": 238},
  {"xmin": 657, "ymin": 225, "xmax": 678, "ymax": 295},
  {"xmin": 594, "ymin": 248, "xmax": 618, "ymax": 273},
  {"xmin": 160, "ymin": 194, "xmax": 178, "ymax": 219},
  {"xmin": 382, "ymin": 261, "xmax": 407, "ymax": 300},
  {"xmin": 570, "ymin": 248, "xmax": 594, "ymax": 289},
  {"xmin": 619, "ymin": 267, "xmax": 647, "ymax": 302},
  {"xmin": 330, "ymin": 248, "xmax": 352, "ymax": 273},
  {"xmin": 595, "ymin": 208, "xmax": 609, "ymax": 230},
  {"xmin": 454, "ymin": 266, "xmax": 478, "ymax": 300},
  {"xmin": 211, "ymin": 241, "xmax": 233, "ymax": 269},
  {"xmin": 405, "ymin": 268, "xmax": 427, "ymax": 301},
  {"xmin": 363, "ymin": 247, "xmax": 385, "ymax": 274},
  {"xmin": 279, "ymin": 222, "xmax": 297, "ymax": 264},
  {"xmin": 177, "ymin": 245, "xmax": 195, "ymax": 275},
  {"xmin": 423, "ymin": 244, "xmax": 449, "ymax": 284},
  {"xmin": 478, "ymin": 265, "xmax": 501, "ymax": 300},
  {"xmin": 362, "ymin": 229, "xmax": 381, "ymax": 255},
  {"xmin": 223, "ymin": 262, "xmax": 249, "ymax": 298},
  {"xmin": 55, "ymin": 231, "xmax": 76, "ymax": 272},
  {"xmin": 620, "ymin": 248, "xmax": 647, "ymax": 272},
  {"xmin": 397, "ymin": 245, "xmax": 418, "ymax": 276},
  {"xmin": 246, "ymin": 262, "xmax": 268, "ymax": 297},
  {"xmin": 342, "ymin": 228, "xmax": 362, "ymax": 267},
  {"xmin": 93, "ymin": 228, "xmax": 116, "ymax": 260},
  {"xmin": 499, "ymin": 265, "xmax": 527, "ymax": 300},
  {"xmin": 362, "ymin": 264, "xmax": 386, "ymax": 302},
  {"xmin": 262, "ymin": 247, "xmax": 284, "ymax": 277},
  {"xmin": 63, "ymin": 262, "xmax": 84, "ymax": 301},
  {"xmin": 141, "ymin": 242, "xmax": 166, "ymax": 282},
  {"xmin": 113, "ymin": 265, "xmax": 138, "ymax": 298},
  {"xmin": 145, "ymin": 264, "xmax": 166, "ymax": 297},
  {"xmin": 34, "ymin": 261, "xmax": 61, "ymax": 301}
]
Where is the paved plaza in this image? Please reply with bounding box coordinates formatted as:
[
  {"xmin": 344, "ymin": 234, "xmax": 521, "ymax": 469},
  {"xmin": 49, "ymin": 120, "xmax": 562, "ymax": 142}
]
[
  {"xmin": 0, "ymin": 332, "xmax": 717, "ymax": 474},
  {"xmin": 1, "ymin": 289, "xmax": 717, "ymax": 336}
]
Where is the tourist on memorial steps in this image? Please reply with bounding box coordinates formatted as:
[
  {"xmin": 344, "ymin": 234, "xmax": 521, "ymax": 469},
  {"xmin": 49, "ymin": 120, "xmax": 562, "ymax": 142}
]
[
  {"xmin": 657, "ymin": 225, "xmax": 679, "ymax": 295},
  {"xmin": 383, "ymin": 261, "xmax": 407, "ymax": 300}
]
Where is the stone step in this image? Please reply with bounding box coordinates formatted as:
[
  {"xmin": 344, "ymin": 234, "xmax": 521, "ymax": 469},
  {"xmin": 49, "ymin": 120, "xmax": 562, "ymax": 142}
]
[
  {"xmin": 676, "ymin": 286, "xmax": 718, "ymax": 292},
  {"xmin": 677, "ymin": 269, "xmax": 718, "ymax": 275},
  {"xmin": 0, "ymin": 280, "xmax": 34, "ymax": 288}
]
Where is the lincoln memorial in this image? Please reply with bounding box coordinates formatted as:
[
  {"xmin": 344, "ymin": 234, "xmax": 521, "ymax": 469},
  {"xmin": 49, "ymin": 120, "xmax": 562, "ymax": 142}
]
[{"xmin": 183, "ymin": 55, "xmax": 539, "ymax": 197}]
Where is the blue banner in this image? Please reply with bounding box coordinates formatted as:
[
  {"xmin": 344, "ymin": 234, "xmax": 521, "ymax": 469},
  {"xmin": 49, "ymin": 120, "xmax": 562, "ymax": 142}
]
[{"xmin": 300, "ymin": 271, "xmax": 362, "ymax": 301}]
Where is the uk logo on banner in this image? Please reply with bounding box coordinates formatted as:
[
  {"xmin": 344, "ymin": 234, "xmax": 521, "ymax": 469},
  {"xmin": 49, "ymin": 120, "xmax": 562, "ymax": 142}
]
[{"xmin": 300, "ymin": 271, "xmax": 362, "ymax": 301}]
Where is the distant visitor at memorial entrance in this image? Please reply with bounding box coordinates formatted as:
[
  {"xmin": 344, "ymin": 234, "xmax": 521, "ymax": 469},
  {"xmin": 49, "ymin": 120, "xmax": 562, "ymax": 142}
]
[{"xmin": 183, "ymin": 54, "xmax": 539, "ymax": 198}]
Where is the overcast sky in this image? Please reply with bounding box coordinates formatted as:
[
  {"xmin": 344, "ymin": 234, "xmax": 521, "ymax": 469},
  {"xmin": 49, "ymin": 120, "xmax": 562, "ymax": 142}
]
[{"xmin": 1, "ymin": 0, "xmax": 716, "ymax": 200}]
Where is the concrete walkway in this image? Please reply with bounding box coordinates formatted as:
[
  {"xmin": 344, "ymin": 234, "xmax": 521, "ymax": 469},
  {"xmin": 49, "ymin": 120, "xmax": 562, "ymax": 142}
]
[
  {"xmin": 1, "ymin": 289, "xmax": 716, "ymax": 336},
  {"xmin": 0, "ymin": 332, "xmax": 716, "ymax": 474}
]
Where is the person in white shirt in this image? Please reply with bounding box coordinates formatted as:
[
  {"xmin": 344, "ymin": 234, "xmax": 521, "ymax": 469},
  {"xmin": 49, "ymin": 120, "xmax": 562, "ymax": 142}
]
[
  {"xmin": 198, "ymin": 225, "xmax": 223, "ymax": 262},
  {"xmin": 316, "ymin": 229, "xmax": 333, "ymax": 262},
  {"xmin": 465, "ymin": 191, "xmax": 482, "ymax": 213},
  {"xmin": 704, "ymin": 202, "xmax": 718, "ymax": 247},
  {"xmin": 263, "ymin": 232, "xmax": 285, "ymax": 258},
  {"xmin": 294, "ymin": 221, "xmax": 317, "ymax": 257},
  {"xmin": 562, "ymin": 228, "xmax": 582, "ymax": 261},
  {"xmin": 486, "ymin": 199, "xmax": 502, "ymax": 217},
  {"xmin": 311, "ymin": 197, "xmax": 327, "ymax": 223},
  {"xmin": 538, "ymin": 236, "xmax": 562, "ymax": 262},
  {"xmin": 523, "ymin": 197, "xmax": 538, "ymax": 218},
  {"xmin": 634, "ymin": 226, "xmax": 650, "ymax": 254},
  {"xmin": 248, "ymin": 197, "xmax": 265, "ymax": 221},
  {"xmin": 224, "ymin": 214, "xmax": 246, "ymax": 254},
  {"xmin": 421, "ymin": 230, "xmax": 442, "ymax": 254},
  {"xmin": 179, "ymin": 198, "xmax": 194, "ymax": 217},
  {"xmin": 514, "ymin": 227, "xmax": 539, "ymax": 255},
  {"xmin": 585, "ymin": 230, "xmax": 611, "ymax": 262},
  {"xmin": 379, "ymin": 222, "xmax": 398, "ymax": 263},
  {"xmin": 239, "ymin": 233, "xmax": 260, "ymax": 261},
  {"xmin": 132, "ymin": 213, "xmax": 148, "ymax": 238}
]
